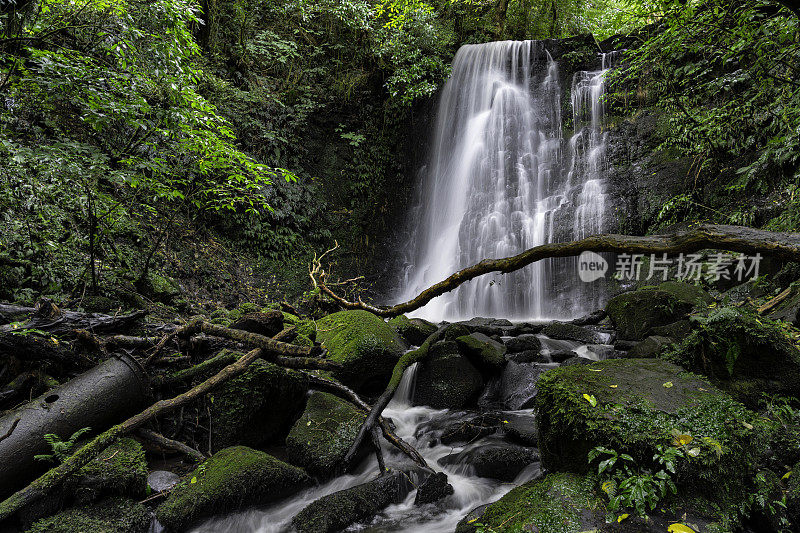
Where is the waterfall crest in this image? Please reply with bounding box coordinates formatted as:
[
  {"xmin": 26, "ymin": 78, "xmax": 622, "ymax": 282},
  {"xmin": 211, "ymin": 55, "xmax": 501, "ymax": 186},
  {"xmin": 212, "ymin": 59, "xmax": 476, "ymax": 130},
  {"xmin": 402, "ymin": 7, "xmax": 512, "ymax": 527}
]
[{"xmin": 400, "ymin": 41, "xmax": 613, "ymax": 320}]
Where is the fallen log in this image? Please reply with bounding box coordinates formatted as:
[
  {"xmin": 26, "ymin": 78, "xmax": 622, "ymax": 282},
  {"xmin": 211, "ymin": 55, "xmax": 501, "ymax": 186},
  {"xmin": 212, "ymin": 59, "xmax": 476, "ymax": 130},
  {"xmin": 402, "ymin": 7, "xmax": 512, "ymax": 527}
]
[
  {"xmin": 312, "ymin": 224, "xmax": 800, "ymax": 317},
  {"xmin": 0, "ymin": 299, "xmax": 146, "ymax": 336},
  {"xmin": 137, "ymin": 428, "xmax": 207, "ymax": 462},
  {"xmin": 0, "ymin": 333, "xmax": 93, "ymax": 368},
  {"xmin": 0, "ymin": 345, "xmax": 267, "ymax": 522}
]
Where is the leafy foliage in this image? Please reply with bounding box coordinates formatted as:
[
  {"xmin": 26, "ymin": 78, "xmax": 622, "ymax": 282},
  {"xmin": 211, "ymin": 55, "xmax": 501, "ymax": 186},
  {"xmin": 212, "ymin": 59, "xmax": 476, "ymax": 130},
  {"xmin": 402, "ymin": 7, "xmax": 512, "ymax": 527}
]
[{"xmin": 34, "ymin": 427, "xmax": 92, "ymax": 464}]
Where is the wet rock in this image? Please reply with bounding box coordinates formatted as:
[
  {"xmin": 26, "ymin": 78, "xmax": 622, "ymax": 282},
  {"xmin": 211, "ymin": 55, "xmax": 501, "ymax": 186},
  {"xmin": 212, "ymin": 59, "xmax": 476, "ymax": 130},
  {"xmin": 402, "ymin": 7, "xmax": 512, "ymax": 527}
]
[
  {"xmin": 605, "ymin": 289, "xmax": 693, "ymax": 340},
  {"xmin": 614, "ymin": 339, "xmax": 639, "ymax": 351},
  {"xmin": 477, "ymin": 376, "xmax": 502, "ymax": 409},
  {"xmin": 67, "ymin": 437, "xmax": 147, "ymax": 504},
  {"xmin": 147, "ymin": 470, "xmax": 180, "ymax": 493},
  {"xmin": 504, "ymin": 334, "xmax": 542, "ymax": 353},
  {"xmin": 506, "ymin": 349, "xmax": 550, "ymax": 364},
  {"xmin": 413, "ymin": 341, "xmax": 484, "ymax": 409},
  {"xmin": 503, "ymin": 322, "xmax": 545, "ymax": 336},
  {"xmin": 541, "ymin": 322, "xmax": 612, "ymax": 344},
  {"xmin": 315, "ymin": 310, "xmax": 406, "ymax": 392},
  {"xmin": 658, "ymin": 280, "xmax": 714, "ymax": 308},
  {"xmin": 456, "ymin": 317, "xmax": 514, "ymax": 336},
  {"xmin": 501, "ymin": 413, "xmax": 538, "ymax": 447},
  {"xmin": 387, "ymin": 315, "xmax": 438, "ymax": 345},
  {"xmin": 286, "ymin": 392, "xmax": 366, "ymax": 478},
  {"xmin": 210, "ymin": 359, "xmax": 307, "ymax": 452},
  {"xmin": 455, "ymin": 333, "xmax": 506, "ymax": 371},
  {"xmin": 414, "ymin": 471, "xmax": 455, "ymax": 505},
  {"xmin": 499, "ymin": 362, "xmax": 550, "ymax": 410},
  {"xmin": 438, "ymin": 443, "xmax": 539, "ymax": 481},
  {"xmin": 291, "ymin": 471, "xmax": 414, "ymax": 533},
  {"xmin": 156, "ymin": 446, "xmax": 310, "ymax": 531},
  {"xmin": 548, "ymin": 349, "xmax": 576, "ymax": 363},
  {"xmin": 436, "ymin": 413, "xmax": 502, "ymax": 445},
  {"xmin": 626, "ymin": 335, "xmax": 673, "ymax": 358},
  {"xmin": 577, "ymin": 344, "xmax": 617, "ymax": 361},
  {"xmin": 27, "ymin": 497, "xmax": 150, "ymax": 533},
  {"xmin": 441, "ymin": 323, "xmax": 471, "ymax": 341},
  {"xmin": 569, "ymin": 309, "xmax": 607, "ymax": 326},
  {"xmin": 560, "ymin": 356, "xmax": 594, "ymax": 366},
  {"xmin": 455, "ymin": 504, "xmax": 490, "ymax": 533},
  {"xmin": 229, "ymin": 310, "xmax": 284, "ymax": 337},
  {"xmin": 650, "ymin": 319, "xmax": 692, "ymax": 339}
]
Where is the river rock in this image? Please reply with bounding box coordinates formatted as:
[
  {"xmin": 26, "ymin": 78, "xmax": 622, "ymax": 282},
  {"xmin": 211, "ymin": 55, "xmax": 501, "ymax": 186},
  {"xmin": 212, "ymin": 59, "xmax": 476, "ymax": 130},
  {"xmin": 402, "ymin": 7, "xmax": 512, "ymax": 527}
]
[
  {"xmin": 651, "ymin": 319, "xmax": 692, "ymax": 339},
  {"xmin": 560, "ymin": 355, "xmax": 594, "ymax": 366},
  {"xmin": 147, "ymin": 470, "xmax": 180, "ymax": 493},
  {"xmin": 548, "ymin": 349, "xmax": 577, "ymax": 362},
  {"xmin": 501, "ymin": 413, "xmax": 538, "ymax": 446},
  {"xmin": 541, "ymin": 322, "xmax": 611, "ymax": 344},
  {"xmin": 438, "ymin": 443, "xmax": 539, "ymax": 481},
  {"xmin": 626, "ymin": 335, "xmax": 674, "ymax": 358},
  {"xmin": 456, "ymin": 317, "xmax": 514, "ymax": 336},
  {"xmin": 229, "ymin": 310, "xmax": 284, "ymax": 337},
  {"xmin": 499, "ymin": 361, "xmax": 550, "ymax": 410},
  {"xmin": 412, "ymin": 341, "xmax": 484, "ymax": 409},
  {"xmin": 27, "ymin": 497, "xmax": 151, "ymax": 533},
  {"xmin": 505, "ymin": 349, "xmax": 549, "ymax": 364},
  {"xmin": 387, "ymin": 314, "xmax": 438, "ymax": 345},
  {"xmin": 286, "ymin": 391, "xmax": 366, "ymax": 478},
  {"xmin": 315, "ymin": 310, "xmax": 406, "ymax": 391},
  {"xmin": 291, "ymin": 471, "xmax": 414, "ymax": 533},
  {"xmin": 455, "ymin": 332, "xmax": 506, "ymax": 371},
  {"xmin": 503, "ymin": 334, "xmax": 542, "ymax": 353},
  {"xmin": 210, "ymin": 359, "xmax": 307, "ymax": 452},
  {"xmin": 414, "ymin": 471, "xmax": 455, "ymax": 505},
  {"xmin": 605, "ymin": 288, "xmax": 693, "ymax": 340},
  {"xmin": 67, "ymin": 437, "xmax": 147, "ymax": 504},
  {"xmin": 156, "ymin": 446, "xmax": 310, "ymax": 531}
]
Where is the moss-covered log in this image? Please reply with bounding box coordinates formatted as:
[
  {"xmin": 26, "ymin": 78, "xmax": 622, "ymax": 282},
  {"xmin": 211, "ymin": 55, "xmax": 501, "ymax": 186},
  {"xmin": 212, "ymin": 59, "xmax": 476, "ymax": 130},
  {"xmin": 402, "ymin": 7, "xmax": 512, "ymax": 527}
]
[{"xmin": 314, "ymin": 224, "xmax": 800, "ymax": 317}]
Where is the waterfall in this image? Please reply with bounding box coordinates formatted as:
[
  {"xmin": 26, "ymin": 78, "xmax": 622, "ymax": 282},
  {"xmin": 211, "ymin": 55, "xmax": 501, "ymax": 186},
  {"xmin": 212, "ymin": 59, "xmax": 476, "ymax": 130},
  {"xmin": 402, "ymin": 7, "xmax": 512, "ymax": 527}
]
[{"xmin": 400, "ymin": 41, "xmax": 613, "ymax": 321}]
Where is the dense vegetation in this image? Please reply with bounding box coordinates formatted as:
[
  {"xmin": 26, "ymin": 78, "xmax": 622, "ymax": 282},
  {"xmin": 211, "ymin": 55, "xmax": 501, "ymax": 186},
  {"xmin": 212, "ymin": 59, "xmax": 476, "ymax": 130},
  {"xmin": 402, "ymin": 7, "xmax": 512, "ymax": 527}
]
[{"xmin": 1, "ymin": 0, "xmax": 798, "ymax": 310}]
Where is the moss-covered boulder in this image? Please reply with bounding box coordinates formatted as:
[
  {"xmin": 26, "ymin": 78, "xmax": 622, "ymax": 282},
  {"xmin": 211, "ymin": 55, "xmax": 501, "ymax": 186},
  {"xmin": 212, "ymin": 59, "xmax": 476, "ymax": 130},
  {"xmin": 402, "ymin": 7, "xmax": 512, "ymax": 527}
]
[
  {"xmin": 438, "ymin": 443, "xmax": 539, "ymax": 481},
  {"xmin": 412, "ymin": 341, "xmax": 484, "ymax": 409},
  {"xmin": 606, "ymin": 289, "xmax": 694, "ymax": 340},
  {"xmin": 626, "ymin": 335, "xmax": 673, "ymax": 358},
  {"xmin": 535, "ymin": 358, "xmax": 760, "ymax": 518},
  {"xmin": 67, "ymin": 438, "xmax": 148, "ymax": 504},
  {"xmin": 455, "ymin": 473, "xmax": 606, "ymax": 533},
  {"xmin": 291, "ymin": 471, "xmax": 414, "ymax": 533},
  {"xmin": 541, "ymin": 322, "xmax": 612, "ymax": 344},
  {"xmin": 285, "ymin": 391, "xmax": 366, "ymax": 478},
  {"xmin": 27, "ymin": 497, "xmax": 150, "ymax": 533},
  {"xmin": 387, "ymin": 314, "xmax": 438, "ymax": 345},
  {"xmin": 455, "ymin": 333, "xmax": 506, "ymax": 372},
  {"xmin": 665, "ymin": 306, "xmax": 800, "ymax": 406},
  {"xmin": 156, "ymin": 446, "xmax": 310, "ymax": 531},
  {"xmin": 658, "ymin": 281, "xmax": 714, "ymax": 308},
  {"xmin": 315, "ymin": 310, "xmax": 406, "ymax": 391},
  {"xmin": 209, "ymin": 359, "xmax": 307, "ymax": 452},
  {"xmin": 283, "ymin": 312, "xmax": 317, "ymax": 341}
]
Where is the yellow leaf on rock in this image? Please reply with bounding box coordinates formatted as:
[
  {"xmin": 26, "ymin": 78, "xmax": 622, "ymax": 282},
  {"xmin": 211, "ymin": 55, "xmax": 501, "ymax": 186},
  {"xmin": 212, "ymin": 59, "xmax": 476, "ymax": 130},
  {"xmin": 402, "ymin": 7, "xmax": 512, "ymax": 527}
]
[
  {"xmin": 190, "ymin": 477, "xmax": 197, "ymax": 484},
  {"xmin": 667, "ymin": 524, "xmax": 697, "ymax": 533},
  {"xmin": 617, "ymin": 513, "xmax": 629, "ymax": 522},
  {"xmin": 583, "ymin": 394, "xmax": 597, "ymax": 407},
  {"xmin": 663, "ymin": 381, "xmax": 673, "ymax": 388},
  {"xmin": 610, "ymin": 384, "xmax": 618, "ymax": 388}
]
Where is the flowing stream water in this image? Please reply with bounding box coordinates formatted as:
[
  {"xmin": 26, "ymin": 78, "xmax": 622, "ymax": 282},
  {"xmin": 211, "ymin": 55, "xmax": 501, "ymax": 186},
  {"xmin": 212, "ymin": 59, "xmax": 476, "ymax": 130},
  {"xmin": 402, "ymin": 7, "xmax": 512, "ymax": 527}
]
[
  {"xmin": 399, "ymin": 41, "xmax": 613, "ymax": 321},
  {"xmin": 190, "ymin": 363, "xmax": 542, "ymax": 533},
  {"xmin": 179, "ymin": 41, "xmax": 617, "ymax": 533}
]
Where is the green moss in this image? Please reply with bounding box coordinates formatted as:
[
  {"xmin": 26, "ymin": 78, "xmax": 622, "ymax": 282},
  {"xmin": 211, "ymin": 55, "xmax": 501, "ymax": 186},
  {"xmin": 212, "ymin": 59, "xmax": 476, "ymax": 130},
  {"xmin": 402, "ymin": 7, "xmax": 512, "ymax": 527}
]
[
  {"xmin": 659, "ymin": 281, "xmax": 714, "ymax": 308},
  {"xmin": 156, "ymin": 446, "xmax": 310, "ymax": 531},
  {"xmin": 316, "ymin": 310, "xmax": 405, "ymax": 390},
  {"xmin": 68, "ymin": 438, "xmax": 147, "ymax": 503},
  {"xmin": 27, "ymin": 497, "xmax": 150, "ymax": 533},
  {"xmin": 285, "ymin": 391, "xmax": 366, "ymax": 478},
  {"xmin": 209, "ymin": 359, "xmax": 307, "ymax": 451},
  {"xmin": 455, "ymin": 333, "xmax": 506, "ymax": 371},
  {"xmin": 534, "ymin": 358, "xmax": 762, "ymax": 526},
  {"xmin": 664, "ymin": 306, "xmax": 800, "ymax": 406},
  {"xmin": 387, "ymin": 314, "xmax": 437, "ymax": 345},
  {"xmin": 291, "ymin": 333, "xmax": 314, "ymax": 347},
  {"xmin": 457, "ymin": 473, "xmax": 605, "ymax": 533},
  {"xmin": 606, "ymin": 289, "xmax": 694, "ymax": 340}
]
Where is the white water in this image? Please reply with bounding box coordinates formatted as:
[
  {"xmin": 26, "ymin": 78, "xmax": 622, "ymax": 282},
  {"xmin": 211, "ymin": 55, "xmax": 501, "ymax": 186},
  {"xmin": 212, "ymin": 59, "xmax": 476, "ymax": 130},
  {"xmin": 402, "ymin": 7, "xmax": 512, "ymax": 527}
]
[
  {"xmin": 400, "ymin": 41, "xmax": 613, "ymax": 321},
  {"xmin": 190, "ymin": 363, "xmax": 541, "ymax": 533}
]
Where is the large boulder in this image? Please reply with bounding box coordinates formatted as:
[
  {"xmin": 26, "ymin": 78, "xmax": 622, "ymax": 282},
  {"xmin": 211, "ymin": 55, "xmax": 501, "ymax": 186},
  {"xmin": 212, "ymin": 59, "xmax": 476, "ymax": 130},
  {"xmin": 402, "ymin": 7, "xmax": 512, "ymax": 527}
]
[
  {"xmin": 625, "ymin": 335, "xmax": 674, "ymax": 358},
  {"xmin": 455, "ymin": 473, "xmax": 605, "ymax": 533},
  {"xmin": 315, "ymin": 310, "xmax": 406, "ymax": 391},
  {"xmin": 285, "ymin": 391, "xmax": 366, "ymax": 478},
  {"xmin": 499, "ymin": 361, "xmax": 551, "ymax": 410},
  {"xmin": 27, "ymin": 497, "xmax": 150, "ymax": 533},
  {"xmin": 438, "ymin": 443, "xmax": 539, "ymax": 481},
  {"xmin": 541, "ymin": 322, "xmax": 612, "ymax": 344},
  {"xmin": 209, "ymin": 359, "xmax": 307, "ymax": 452},
  {"xmin": 666, "ymin": 306, "xmax": 800, "ymax": 406},
  {"xmin": 67, "ymin": 438, "xmax": 147, "ymax": 504},
  {"xmin": 534, "ymin": 358, "xmax": 760, "ymax": 519},
  {"xmin": 605, "ymin": 288, "xmax": 694, "ymax": 340},
  {"xmin": 455, "ymin": 333, "xmax": 506, "ymax": 371},
  {"xmin": 504, "ymin": 334, "xmax": 542, "ymax": 354},
  {"xmin": 412, "ymin": 341, "xmax": 484, "ymax": 409},
  {"xmin": 291, "ymin": 471, "xmax": 414, "ymax": 533},
  {"xmin": 387, "ymin": 314, "xmax": 438, "ymax": 345},
  {"xmin": 156, "ymin": 446, "xmax": 310, "ymax": 531}
]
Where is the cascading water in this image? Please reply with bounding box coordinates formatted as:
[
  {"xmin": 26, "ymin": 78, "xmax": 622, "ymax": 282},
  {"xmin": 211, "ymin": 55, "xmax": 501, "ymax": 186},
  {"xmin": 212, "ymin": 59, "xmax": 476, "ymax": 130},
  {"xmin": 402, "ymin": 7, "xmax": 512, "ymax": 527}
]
[{"xmin": 400, "ymin": 41, "xmax": 614, "ymax": 321}]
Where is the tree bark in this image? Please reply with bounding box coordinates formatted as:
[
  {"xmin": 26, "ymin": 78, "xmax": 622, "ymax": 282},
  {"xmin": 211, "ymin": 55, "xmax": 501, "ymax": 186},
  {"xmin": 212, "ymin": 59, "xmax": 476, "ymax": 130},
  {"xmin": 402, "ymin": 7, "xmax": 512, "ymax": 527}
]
[{"xmin": 313, "ymin": 224, "xmax": 800, "ymax": 318}]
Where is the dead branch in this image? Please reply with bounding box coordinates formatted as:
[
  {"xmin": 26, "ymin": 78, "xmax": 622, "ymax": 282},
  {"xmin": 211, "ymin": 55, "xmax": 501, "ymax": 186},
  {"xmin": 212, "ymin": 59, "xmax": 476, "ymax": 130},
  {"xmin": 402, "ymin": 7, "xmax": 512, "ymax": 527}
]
[
  {"xmin": 312, "ymin": 224, "xmax": 800, "ymax": 317},
  {"xmin": 137, "ymin": 428, "xmax": 207, "ymax": 462}
]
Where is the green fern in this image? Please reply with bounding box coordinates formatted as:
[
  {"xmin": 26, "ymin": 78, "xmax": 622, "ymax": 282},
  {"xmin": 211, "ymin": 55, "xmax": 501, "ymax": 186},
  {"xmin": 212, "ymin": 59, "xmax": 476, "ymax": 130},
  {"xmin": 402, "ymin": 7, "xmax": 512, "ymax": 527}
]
[{"xmin": 34, "ymin": 427, "xmax": 91, "ymax": 464}]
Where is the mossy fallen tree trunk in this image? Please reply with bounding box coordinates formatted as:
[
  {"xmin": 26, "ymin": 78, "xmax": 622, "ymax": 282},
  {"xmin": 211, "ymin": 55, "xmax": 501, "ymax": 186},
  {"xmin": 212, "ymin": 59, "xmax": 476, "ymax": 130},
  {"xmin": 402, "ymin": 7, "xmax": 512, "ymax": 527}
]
[{"xmin": 313, "ymin": 224, "xmax": 800, "ymax": 317}]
